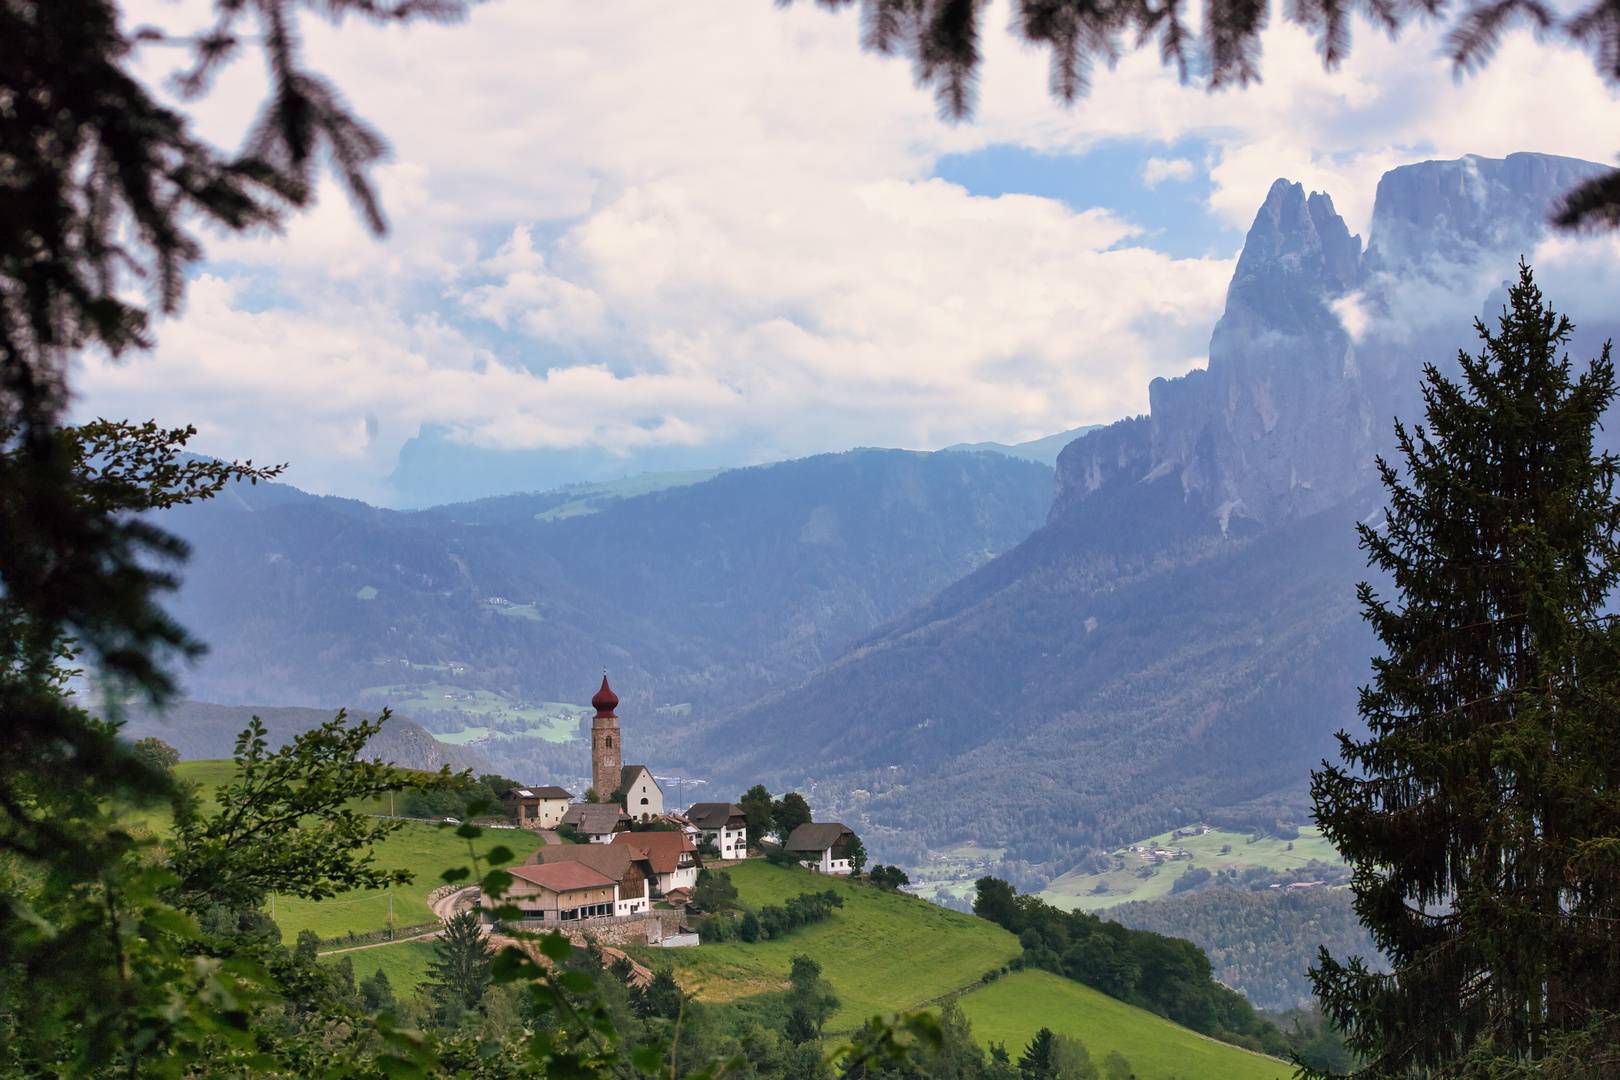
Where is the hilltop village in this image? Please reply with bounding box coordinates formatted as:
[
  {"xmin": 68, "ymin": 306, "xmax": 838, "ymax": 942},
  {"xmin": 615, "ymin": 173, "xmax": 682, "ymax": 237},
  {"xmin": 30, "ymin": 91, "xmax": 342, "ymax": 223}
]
[{"xmin": 482, "ymin": 676, "xmax": 864, "ymax": 943}]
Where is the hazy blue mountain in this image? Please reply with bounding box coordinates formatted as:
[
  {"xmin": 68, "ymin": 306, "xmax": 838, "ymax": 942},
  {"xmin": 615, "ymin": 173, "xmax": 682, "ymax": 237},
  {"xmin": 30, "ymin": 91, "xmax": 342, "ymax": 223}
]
[
  {"xmin": 943, "ymin": 425, "xmax": 1103, "ymax": 465},
  {"xmin": 672, "ymin": 152, "xmax": 1614, "ymax": 879},
  {"xmin": 158, "ymin": 448, "xmax": 1054, "ymax": 724}
]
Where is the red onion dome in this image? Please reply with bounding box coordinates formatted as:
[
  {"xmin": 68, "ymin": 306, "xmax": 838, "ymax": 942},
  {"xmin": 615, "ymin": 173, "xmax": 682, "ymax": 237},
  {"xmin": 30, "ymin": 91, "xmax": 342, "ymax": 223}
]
[{"xmin": 591, "ymin": 675, "xmax": 619, "ymax": 717}]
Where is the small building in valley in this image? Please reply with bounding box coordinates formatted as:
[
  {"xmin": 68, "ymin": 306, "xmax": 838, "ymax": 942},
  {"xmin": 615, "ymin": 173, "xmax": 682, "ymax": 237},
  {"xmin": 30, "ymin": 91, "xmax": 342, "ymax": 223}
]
[
  {"xmin": 686, "ymin": 802, "xmax": 748, "ymax": 859},
  {"xmin": 785, "ymin": 822, "xmax": 857, "ymax": 875},
  {"xmin": 613, "ymin": 830, "xmax": 702, "ymax": 895},
  {"xmin": 504, "ymin": 785, "xmax": 573, "ymax": 831},
  {"xmin": 504, "ymin": 861, "xmax": 618, "ymax": 921},
  {"xmin": 527, "ymin": 843, "xmax": 653, "ymax": 916}
]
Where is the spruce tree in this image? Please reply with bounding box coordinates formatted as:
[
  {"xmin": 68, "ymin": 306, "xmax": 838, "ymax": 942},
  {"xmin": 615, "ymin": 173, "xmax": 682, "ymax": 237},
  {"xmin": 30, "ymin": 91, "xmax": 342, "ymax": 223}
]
[
  {"xmin": 1310, "ymin": 262, "xmax": 1620, "ymax": 1075},
  {"xmin": 423, "ymin": 910, "xmax": 492, "ymax": 1014}
]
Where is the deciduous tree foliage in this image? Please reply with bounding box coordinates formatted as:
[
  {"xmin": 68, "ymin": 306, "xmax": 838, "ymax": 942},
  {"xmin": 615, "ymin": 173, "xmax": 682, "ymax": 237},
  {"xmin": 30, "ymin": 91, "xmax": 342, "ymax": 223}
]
[
  {"xmin": 1310, "ymin": 263, "xmax": 1620, "ymax": 1076},
  {"xmin": 794, "ymin": 0, "xmax": 1620, "ymax": 228}
]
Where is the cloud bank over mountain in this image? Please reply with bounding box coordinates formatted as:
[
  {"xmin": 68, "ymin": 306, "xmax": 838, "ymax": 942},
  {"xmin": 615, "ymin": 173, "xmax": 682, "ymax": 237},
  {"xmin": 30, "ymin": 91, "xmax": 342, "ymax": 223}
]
[{"xmin": 80, "ymin": 1, "xmax": 1620, "ymax": 505}]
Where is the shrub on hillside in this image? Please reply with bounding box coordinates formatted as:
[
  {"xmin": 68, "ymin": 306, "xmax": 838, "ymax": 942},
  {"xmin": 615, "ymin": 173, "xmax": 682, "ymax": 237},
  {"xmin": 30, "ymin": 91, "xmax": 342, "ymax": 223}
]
[{"xmin": 754, "ymin": 890, "xmax": 844, "ymax": 940}]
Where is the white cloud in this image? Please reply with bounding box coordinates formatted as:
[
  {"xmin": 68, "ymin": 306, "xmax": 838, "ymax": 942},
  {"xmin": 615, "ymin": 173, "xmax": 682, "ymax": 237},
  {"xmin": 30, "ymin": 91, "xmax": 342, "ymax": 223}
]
[
  {"xmin": 1142, "ymin": 157, "xmax": 1197, "ymax": 188},
  {"xmin": 81, "ymin": 0, "xmax": 1620, "ymax": 503}
]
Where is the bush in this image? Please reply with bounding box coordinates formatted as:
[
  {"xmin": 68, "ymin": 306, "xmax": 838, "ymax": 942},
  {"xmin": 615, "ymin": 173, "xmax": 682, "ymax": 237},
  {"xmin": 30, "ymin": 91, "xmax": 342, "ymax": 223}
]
[
  {"xmin": 738, "ymin": 911, "xmax": 761, "ymax": 942},
  {"xmin": 132, "ymin": 737, "xmax": 180, "ymax": 771},
  {"xmin": 764, "ymin": 843, "xmax": 800, "ymax": 868},
  {"xmin": 869, "ymin": 865, "xmax": 911, "ymax": 891},
  {"xmin": 691, "ymin": 869, "xmax": 738, "ymax": 913},
  {"xmin": 753, "ymin": 890, "xmax": 844, "ymax": 940}
]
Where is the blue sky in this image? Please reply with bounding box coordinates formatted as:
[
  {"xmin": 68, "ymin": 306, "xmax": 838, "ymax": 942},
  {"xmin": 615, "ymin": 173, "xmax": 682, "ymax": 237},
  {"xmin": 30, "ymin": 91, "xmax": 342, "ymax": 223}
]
[{"xmin": 934, "ymin": 139, "xmax": 1245, "ymax": 260}]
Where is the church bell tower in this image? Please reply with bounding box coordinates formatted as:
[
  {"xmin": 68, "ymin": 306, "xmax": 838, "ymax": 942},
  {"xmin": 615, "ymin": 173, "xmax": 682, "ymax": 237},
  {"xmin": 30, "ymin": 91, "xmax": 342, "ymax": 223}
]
[{"xmin": 590, "ymin": 674, "xmax": 621, "ymax": 800}]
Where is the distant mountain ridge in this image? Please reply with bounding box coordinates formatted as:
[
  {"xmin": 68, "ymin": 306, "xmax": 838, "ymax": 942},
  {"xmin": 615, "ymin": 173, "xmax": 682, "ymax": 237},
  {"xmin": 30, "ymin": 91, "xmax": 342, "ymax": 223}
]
[{"xmin": 158, "ymin": 447, "xmax": 1055, "ymax": 726}]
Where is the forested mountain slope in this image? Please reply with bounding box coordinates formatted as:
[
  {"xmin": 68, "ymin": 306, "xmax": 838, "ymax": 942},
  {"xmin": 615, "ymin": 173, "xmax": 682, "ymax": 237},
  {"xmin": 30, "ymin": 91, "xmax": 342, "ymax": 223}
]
[{"xmin": 158, "ymin": 448, "xmax": 1053, "ymax": 720}]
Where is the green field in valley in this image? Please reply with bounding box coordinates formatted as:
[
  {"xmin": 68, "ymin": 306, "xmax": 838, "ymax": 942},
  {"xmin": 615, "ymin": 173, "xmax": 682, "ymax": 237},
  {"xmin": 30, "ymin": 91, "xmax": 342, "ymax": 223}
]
[
  {"xmin": 655, "ymin": 861, "xmax": 1020, "ymax": 1031},
  {"xmin": 356, "ymin": 686, "xmax": 585, "ymax": 744},
  {"xmin": 1040, "ymin": 826, "xmax": 1344, "ymax": 912},
  {"xmin": 160, "ymin": 761, "xmax": 544, "ymax": 942},
  {"xmin": 957, "ymin": 971, "xmax": 1287, "ymax": 1080}
]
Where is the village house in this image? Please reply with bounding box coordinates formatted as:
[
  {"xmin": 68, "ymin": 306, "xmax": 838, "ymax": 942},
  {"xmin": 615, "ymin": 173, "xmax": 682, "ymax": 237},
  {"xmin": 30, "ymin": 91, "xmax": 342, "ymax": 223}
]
[
  {"xmin": 562, "ymin": 802, "xmax": 632, "ymax": 843},
  {"xmin": 503, "ymin": 785, "xmax": 572, "ymax": 831},
  {"xmin": 685, "ymin": 802, "xmax": 748, "ymax": 859},
  {"xmin": 502, "ymin": 861, "xmax": 618, "ymax": 921},
  {"xmin": 527, "ymin": 843, "xmax": 654, "ymax": 917},
  {"xmin": 784, "ymin": 822, "xmax": 857, "ymax": 875},
  {"xmin": 612, "ymin": 830, "xmax": 701, "ymax": 895},
  {"xmin": 619, "ymin": 765, "xmax": 664, "ymax": 819}
]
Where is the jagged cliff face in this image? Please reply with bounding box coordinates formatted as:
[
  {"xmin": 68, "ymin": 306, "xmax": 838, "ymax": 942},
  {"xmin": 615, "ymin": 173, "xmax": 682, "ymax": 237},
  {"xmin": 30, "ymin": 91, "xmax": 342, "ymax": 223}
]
[
  {"xmin": 1054, "ymin": 152, "xmax": 1612, "ymax": 531},
  {"xmin": 1141, "ymin": 182, "xmax": 1371, "ymax": 528}
]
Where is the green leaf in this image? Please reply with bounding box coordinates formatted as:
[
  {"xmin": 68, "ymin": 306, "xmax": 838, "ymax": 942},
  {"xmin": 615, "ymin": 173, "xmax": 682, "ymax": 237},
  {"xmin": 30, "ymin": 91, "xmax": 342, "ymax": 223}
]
[
  {"xmin": 440, "ymin": 866, "xmax": 471, "ymax": 884},
  {"xmin": 455, "ymin": 823, "xmax": 483, "ymax": 839},
  {"xmin": 632, "ymin": 1045, "xmax": 665, "ymax": 1073},
  {"xmin": 539, "ymin": 929, "xmax": 573, "ymax": 961},
  {"xmin": 486, "ymin": 845, "xmax": 514, "ymax": 866}
]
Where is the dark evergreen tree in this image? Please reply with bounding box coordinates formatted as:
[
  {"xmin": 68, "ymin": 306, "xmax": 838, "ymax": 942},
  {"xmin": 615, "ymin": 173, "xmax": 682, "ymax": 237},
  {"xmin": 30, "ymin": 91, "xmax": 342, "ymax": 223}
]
[
  {"xmin": 359, "ymin": 967, "xmax": 397, "ymax": 1013},
  {"xmin": 633, "ymin": 968, "xmax": 685, "ymax": 1020},
  {"xmin": 423, "ymin": 910, "xmax": 493, "ymax": 1014},
  {"xmin": 1311, "ymin": 263, "xmax": 1620, "ymax": 1075},
  {"xmin": 1017, "ymin": 1028, "xmax": 1058, "ymax": 1080},
  {"xmin": 787, "ymin": 954, "xmax": 840, "ymax": 1037}
]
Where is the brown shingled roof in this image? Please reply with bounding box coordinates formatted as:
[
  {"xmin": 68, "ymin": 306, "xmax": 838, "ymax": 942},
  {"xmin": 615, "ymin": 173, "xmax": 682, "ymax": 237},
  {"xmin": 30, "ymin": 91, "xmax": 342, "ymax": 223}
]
[
  {"xmin": 784, "ymin": 822, "xmax": 853, "ymax": 854},
  {"xmin": 508, "ymin": 785, "xmax": 572, "ymax": 800},
  {"xmin": 509, "ymin": 861, "xmax": 617, "ymax": 893},
  {"xmin": 612, "ymin": 831, "xmax": 699, "ymax": 874},
  {"xmin": 529, "ymin": 843, "xmax": 643, "ymax": 880},
  {"xmin": 686, "ymin": 802, "xmax": 745, "ymax": 829},
  {"xmin": 562, "ymin": 803, "xmax": 630, "ymax": 834}
]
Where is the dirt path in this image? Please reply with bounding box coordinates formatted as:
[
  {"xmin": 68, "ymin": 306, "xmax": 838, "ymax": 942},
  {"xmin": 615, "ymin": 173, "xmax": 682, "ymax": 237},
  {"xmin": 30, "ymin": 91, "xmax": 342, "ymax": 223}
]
[
  {"xmin": 318, "ymin": 929, "xmax": 442, "ymax": 956},
  {"xmin": 315, "ymin": 885, "xmax": 479, "ymax": 957}
]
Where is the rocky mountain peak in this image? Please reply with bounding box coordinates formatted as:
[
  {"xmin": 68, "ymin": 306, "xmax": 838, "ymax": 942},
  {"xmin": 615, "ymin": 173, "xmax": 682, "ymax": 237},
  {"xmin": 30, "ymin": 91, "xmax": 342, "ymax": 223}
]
[{"xmin": 1052, "ymin": 152, "xmax": 1610, "ymax": 532}]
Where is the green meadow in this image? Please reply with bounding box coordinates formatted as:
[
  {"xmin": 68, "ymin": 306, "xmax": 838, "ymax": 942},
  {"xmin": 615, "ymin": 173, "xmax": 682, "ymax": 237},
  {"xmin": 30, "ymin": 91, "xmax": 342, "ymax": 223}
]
[
  {"xmin": 957, "ymin": 971, "xmax": 1287, "ymax": 1080},
  {"xmin": 658, "ymin": 861, "xmax": 1022, "ymax": 1030},
  {"xmin": 162, "ymin": 761, "xmax": 544, "ymax": 941},
  {"xmin": 1041, "ymin": 826, "xmax": 1343, "ymax": 912}
]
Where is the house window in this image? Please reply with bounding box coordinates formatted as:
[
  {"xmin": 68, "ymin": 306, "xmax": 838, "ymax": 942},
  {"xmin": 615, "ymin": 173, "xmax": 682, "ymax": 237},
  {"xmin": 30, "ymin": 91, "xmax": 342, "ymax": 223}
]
[
  {"xmin": 640, "ymin": 797, "xmax": 649, "ymax": 805},
  {"xmin": 605, "ymin": 736, "xmax": 613, "ymax": 747}
]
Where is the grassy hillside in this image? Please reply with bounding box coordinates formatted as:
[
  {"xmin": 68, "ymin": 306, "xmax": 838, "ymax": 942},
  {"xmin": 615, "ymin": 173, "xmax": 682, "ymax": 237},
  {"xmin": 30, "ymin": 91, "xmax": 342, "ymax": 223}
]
[
  {"xmin": 958, "ymin": 971, "xmax": 1286, "ymax": 1080},
  {"xmin": 322, "ymin": 939, "xmax": 440, "ymax": 996},
  {"xmin": 659, "ymin": 861, "xmax": 1019, "ymax": 1030},
  {"xmin": 1041, "ymin": 825, "xmax": 1343, "ymax": 912},
  {"xmin": 161, "ymin": 761, "xmax": 546, "ymax": 941}
]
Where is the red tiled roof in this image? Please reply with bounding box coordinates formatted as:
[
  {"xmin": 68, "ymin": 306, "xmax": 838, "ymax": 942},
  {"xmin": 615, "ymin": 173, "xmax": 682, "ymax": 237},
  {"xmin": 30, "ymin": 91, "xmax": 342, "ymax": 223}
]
[
  {"xmin": 509, "ymin": 861, "xmax": 617, "ymax": 893},
  {"xmin": 612, "ymin": 830, "xmax": 698, "ymax": 873}
]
